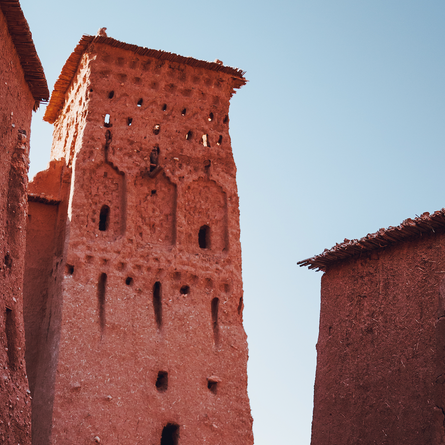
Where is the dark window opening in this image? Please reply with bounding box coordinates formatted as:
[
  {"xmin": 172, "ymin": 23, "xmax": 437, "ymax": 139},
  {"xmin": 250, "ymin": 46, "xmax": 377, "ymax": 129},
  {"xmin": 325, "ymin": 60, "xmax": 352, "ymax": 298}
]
[
  {"xmin": 153, "ymin": 281, "xmax": 162, "ymax": 329},
  {"xmin": 125, "ymin": 277, "xmax": 133, "ymax": 286},
  {"xmin": 201, "ymin": 134, "xmax": 210, "ymax": 147},
  {"xmin": 127, "ymin": 117, "xmax": 133, "ymax": 126},
  {"xmin": 207, "ymin": 380, "xmax": 218, "ymax": 394},
  {"xmin": 204, "ymin": 160, "xmax": 211, "ymax": 173},
  {"xmin": 137, "ymin": 98, "xmax": 143, "ymax": 107},
  {"xmin": 5, "ymin": 308, "xmax": 18, "ymax": 370},
  {"xmin": 223, "ymin": 115, "xmax": 228, "ymax": 124},
  {"xmin": 217, "ymin": 135, "xmax": 223, "ymax": 145},
  {"xmin": 160, "ymin": 423, "xmax": 179, "ymax": 445},
  {"xmin": 208, "ymin": 112, "xmax": 214, "ymax": 122},
  {"xmin": 185, "ymin": 130, "xmax": 192, "ymax": 140},
  {"xmin": 66, "ymin": 264, "xmax": 74, "ymax": 275},
  {"xmin": 153, "ymin": 124, "xmax": 160, "ymax": 135},
  {"xmin": 4, "ymin": 252, "xmax": 12, "ymax": 269},
  {"xmin": 99, "ymin": 205, "xmax": 110, "ymax": 231},
  {"xmin": 237, "ymin": 297, "xmax": 243, "ymax": 316},
  {"xmin": 151, "ymin": 190, "xmax": 157, "ymax": 195},
  {"xmin": 108, "ymin": 91, "xmax": 114, "ymax": 99},
  {"xmin": 98, "ymin": 273, "xmax": 107, "ymax": 333},
  {"xmin": 162, "ymin": 104, "xmax": 167, "ymax": 111},
  {"xmin": 150, "ymin": 146, "xmax": 160, "ymax": 172},
  {"xmin": 180, "ymin": 285, "xmax": 190, "ymax": 295},
  {"xmin": 90, "ymin": 88, "xmax": 94, "ymax": 93},
  {"xmin": 211, "ymin": 297, "xmax": 220, "ymax": 345},
  {"xmin": 198, "ymin": 225, "xmax": 210, "ymax": 249},
  {"xmin": 181, "ymin": 108, "xmax": 187, "ymax": 116},
  {"xmin": 104, "ymin": 114, "xmax": 112, "ymax": 127},
  {"xmin": 156, "ymin": 371, "xmax": 168, "ymax": 392}
]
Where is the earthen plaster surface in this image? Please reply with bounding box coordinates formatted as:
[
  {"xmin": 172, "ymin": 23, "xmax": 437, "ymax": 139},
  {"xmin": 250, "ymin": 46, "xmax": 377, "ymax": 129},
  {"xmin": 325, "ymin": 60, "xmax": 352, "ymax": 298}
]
[{"xmin": 312, "ymin": 231, "xmax": 445, "ymax": 444}]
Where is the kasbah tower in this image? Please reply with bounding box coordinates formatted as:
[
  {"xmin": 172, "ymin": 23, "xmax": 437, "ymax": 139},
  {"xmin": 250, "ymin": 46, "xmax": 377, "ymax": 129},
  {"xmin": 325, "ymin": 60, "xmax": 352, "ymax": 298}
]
[{"xmin": 24, "ymin": 32, "xmax": 253, "ymax": 444}]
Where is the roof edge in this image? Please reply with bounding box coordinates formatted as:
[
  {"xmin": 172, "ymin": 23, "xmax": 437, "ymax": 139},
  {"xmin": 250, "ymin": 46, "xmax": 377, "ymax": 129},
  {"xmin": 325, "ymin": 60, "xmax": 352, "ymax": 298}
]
[
  {"xmin": 0, "ymin": 0, "xmax": 49, "ymax": 105},
  {"xmin": 44, "ymin": 34, "xmax": 247, "ymax": 124},
  {"xmin": 298, "ymin": 209, "xmax": 445, "ymax": 272}
]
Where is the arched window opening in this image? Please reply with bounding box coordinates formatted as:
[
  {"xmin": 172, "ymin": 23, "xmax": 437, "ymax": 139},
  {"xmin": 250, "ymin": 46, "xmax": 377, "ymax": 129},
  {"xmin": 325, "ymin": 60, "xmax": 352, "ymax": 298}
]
[
  {"xmin": 127, "ymin": 117, "xmax": 133, "ymax": 126},
  {"xmin": 137, "ymin": 98, "xmax": 143, "ymax": 107},
  {"xmin": 5, "ymin": 308, "xmax": 18, "ymax": 370},
  {"xmin": 104, "ymin": 114, "xmax": 112, "ymax": 127},
  {"xmin": 162, "ymin": 103, "xmax": 167, "ymax": 111},
  {"xmin": 185, "ymin": 130, "xmax": 192, "ymax": 140},
  {"xmin": 201, "ymin": 134, "xmax": 210, "ymax": 147},
  {"xmin": 108, "ymin": 91, "xmax": 114, "ymax": 99},
  {"xmin": 99, "ymin": 205, "xmax": 110, "ymax": 231},
  {"xmin": 181, "ymin": 108, "xmax": 187, "ymax": 116},
  {"xmin": 98, "ymin": 273, "xmax": 107, "ymax": 333},
  {"xmin": 180, "ymin": 285, "xmax": 190, "ymax": 295},
  {"xmin": 223, "ymin": 115, "xmax": 228, "ymax": 124},
  {"xmin": 150, "ymin": 146, "xmax": 160, "ymax": 172},
  {"xmin": 160, "ymin": 423, "xmax": 180, "ymax": 445},
  {"xmin": 153, "ymin": 124, "xmax": 160, "ymax": 135},
  {"xmin": 217, "ymin": 135, "xmax": 223, "ymax": 145},
  {"xmin": 208, "ymin": 112, "xmax": 214, "ymax": 122},
  {"xmin": 211, "ymin": 297, "xmax": 220, "ymax": 345},
  {"xmin": 156, "ymin": 371, "xmax": 168, "ymax": 392},
  {"xmin": 198, "ymin": 225, "xmax": 210, "ymax": 249},
  {"xmin": 125, "ymin": 277, "xmax": 133, "ymax": 286},
  {"xmin": 153, "ymin": 281, "xmax": 162, "ymax": 329}
]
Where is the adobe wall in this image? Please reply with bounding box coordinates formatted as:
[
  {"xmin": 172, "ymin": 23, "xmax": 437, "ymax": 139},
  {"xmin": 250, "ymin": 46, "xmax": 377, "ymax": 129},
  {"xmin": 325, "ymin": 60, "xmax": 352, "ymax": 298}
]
[
  {"xmin": 0, "ymin": 6, "xmax": 35, "ymax": 445},
  {"xmin": 25, "ymin": 42, "xmax": 252, "ymax": 445},
  {"xmin": 312, "ymin": 231, "xmax": 445, "ymax": 444}
]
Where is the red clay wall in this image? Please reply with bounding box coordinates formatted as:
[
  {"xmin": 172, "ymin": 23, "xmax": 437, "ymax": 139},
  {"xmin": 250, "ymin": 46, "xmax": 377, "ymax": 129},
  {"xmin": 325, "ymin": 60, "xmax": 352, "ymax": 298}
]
[
  {"xmin": 312, "ymin": 232, "xmax": 445, "ymax": 444},
  {"xmin": 0, "ymin": 7, "xmax": 35, "ymax": 445},
  {"xmin": 25, "ymin": 42, "xmax": 252, "ymax": 445}
]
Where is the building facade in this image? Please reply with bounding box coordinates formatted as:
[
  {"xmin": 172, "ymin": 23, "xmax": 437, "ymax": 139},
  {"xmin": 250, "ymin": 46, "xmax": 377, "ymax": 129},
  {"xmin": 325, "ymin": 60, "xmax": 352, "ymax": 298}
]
[
  {"xmin": 0, "ymin": 1, "xmax": 48, "ymax": 443},
  {"xmin": 24, "ymin": 34, "xmax": 253, "ymax": 444},
  {"xmin": 299, "ymin": 211, "xmax": 445, "ymax": 445}
]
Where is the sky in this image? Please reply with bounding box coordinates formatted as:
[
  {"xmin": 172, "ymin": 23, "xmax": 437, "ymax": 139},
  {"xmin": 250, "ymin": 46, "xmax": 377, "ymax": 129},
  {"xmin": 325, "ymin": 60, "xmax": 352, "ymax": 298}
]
[{"xmin": 20, "ymin": 0, "xmax": 445, "ymax": 443}]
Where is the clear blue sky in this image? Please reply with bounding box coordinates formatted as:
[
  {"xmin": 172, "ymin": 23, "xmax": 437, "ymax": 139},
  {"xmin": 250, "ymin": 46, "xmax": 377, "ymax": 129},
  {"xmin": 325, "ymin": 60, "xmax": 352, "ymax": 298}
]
[{"xmin": 22, "ymin": 1, "xmax": 445, "ymax": 443}]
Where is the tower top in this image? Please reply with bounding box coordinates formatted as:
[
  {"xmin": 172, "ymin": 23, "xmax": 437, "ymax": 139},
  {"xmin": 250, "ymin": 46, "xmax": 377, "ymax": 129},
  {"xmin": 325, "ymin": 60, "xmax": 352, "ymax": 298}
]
[{"xmin": 43, "ymin": 34, "xmax": 247, "ymax": 124}]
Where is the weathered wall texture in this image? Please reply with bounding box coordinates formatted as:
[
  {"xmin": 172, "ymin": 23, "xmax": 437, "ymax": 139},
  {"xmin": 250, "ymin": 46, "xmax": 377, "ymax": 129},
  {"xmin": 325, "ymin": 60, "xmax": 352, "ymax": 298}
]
[
  {"xmin": 0, "ymin": 6, "xmax": 35, "ymax": 444},
  {"xmin": 312, "ymin": 232, "xmax": 445, "ymax": 445},
  {"xmin": 25, "ymin": 40, "xmax": 252, "ymax": 445}
]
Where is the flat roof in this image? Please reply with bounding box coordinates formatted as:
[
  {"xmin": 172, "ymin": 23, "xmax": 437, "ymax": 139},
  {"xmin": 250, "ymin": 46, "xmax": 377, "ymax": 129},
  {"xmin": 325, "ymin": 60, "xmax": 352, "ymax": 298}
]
[
  {"xmin": 44, "ymin": 34, "xmax": 247, "ymax": 124},
  {"xmin": 0, "ymin": 0, "xmax": 49, "ymax": 106},
  {"xmin": 298, "ymin": 209, "xmax": 445, "ymax": 271}
]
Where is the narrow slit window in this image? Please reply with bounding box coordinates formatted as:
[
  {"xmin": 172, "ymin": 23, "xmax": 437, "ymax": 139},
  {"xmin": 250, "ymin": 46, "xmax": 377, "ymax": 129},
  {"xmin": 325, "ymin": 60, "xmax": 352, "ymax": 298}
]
[
  {"xmin": 99, "ymin": 205, "xmax": 110, "ymax": 231},
  {"xmin": 137, "ymin": 98, "xmax": 143, "ymax": 107},
  {"xmin": 181, "ymin": 108, "xmax": 187, "ymax": 116},
  {"xmin": 127, "ymin": 117, "xmax": 133, "ymax": 126},
  {"xmin": 201, "ymin": 134, "xmax": 210, "ymax": 147},
  {"xmin": 162, "ymin": 104, "xmax": 167, "ymax": 111},
  {"xmin": 198, "ymin": 225, "xmax": 210, "ymax": 249},
  {"xmin": 153, "ymin": 281, "xmax": 162, "ymax": 329},
  {"xmin": 156, "ymin": 371, "xmax": 168, "ymax": 392},
  {"xmin": 237, "ymin": 296, "xmax": 243, "ymax": 316},
  {"xmin": 223, "ymin": 115, "xmax": 228, "ymax": 124},
  {"xmin": 108, "ymin": 91, "xmax": 114, "ymax": 99},
  {"xmin": 160, "ymin": 423, "xmax": 179, "ymax": 445},
  {"xmin": 5, "ymin": 308, "xmax": 18, "ymax": 370},
  {"xmin": 217, "ymin": 135, "xmax": 223, "ymax": 145},
  {"xmin": 185, "ymin": 130, "xmax": 192, "ymax": 140},
  {"xmin": 150, "ymin": 146, "xmax": 160, "ymax": 172},
  {"xmin": 208, "ymin": 112, "xmax": 214, "ymax": 122},
  {"xmin": 104, "ymin": 114, "xmax": 112, "ymax": 127},
  {"xmin": 98, "ymin": 273, "xmax": 107, "ymax": 333},
  {"xmin": 211, "ymin": 297, "xmax": 220, "ymax": 346}
]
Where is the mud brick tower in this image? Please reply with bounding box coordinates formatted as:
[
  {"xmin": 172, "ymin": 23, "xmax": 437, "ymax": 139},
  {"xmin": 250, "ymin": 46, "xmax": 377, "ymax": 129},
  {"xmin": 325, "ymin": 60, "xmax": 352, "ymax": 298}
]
[{"xmin": 24, "ymin": 34, "xmax": 252, "ymax": 444}]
